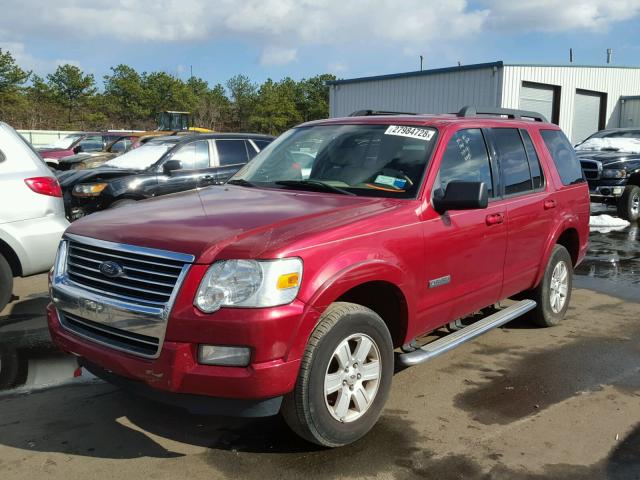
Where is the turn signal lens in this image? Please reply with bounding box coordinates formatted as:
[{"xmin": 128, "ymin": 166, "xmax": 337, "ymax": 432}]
[{"xmin": 277, "ymin": 272, "xmax": 300, "ymax": 290}]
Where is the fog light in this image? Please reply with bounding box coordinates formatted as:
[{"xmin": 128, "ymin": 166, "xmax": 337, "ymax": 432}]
[
  {"xmin": 198, "ymin": 345, "xmax": 251, "ymax": 366},
  {"xmin": 612, "ymin": 187, "xmax": 624, "ymax": 195}
]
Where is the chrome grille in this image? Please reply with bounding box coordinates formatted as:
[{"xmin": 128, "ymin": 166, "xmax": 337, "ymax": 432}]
[
  {"xmin": 580, "ymin": 159, "xmax": 601, "ymax": 180},
  {"xmin": 66, "ymin": 239, "xmax": 186, "ymax": 307},
  {"xmin": 53, "ymin": 234, "xmax": 195, "ymax": 358}
]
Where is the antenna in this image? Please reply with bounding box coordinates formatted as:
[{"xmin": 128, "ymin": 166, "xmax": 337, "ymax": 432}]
[{"xmin": 607, "ymin": 48, "xmax": 612, "ymax": 64}]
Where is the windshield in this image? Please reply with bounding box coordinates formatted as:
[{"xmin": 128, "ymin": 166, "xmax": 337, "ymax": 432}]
[
  {"xmin": 576, "ymin": 131, "xmax": 640, "ymax": 153},
  {"xmin": 102, "ymin": 143, "xmax": 173, "ymax": 170},
  {"xmin": 48, "ymin": 134, "xmax": 83, "ymax": 149},
  {"xmin": 231, "ymin": 124, "xmax": 438, "ymax": 198}
]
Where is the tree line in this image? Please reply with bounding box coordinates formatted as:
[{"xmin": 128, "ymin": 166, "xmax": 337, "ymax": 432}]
[{"xmin": 0, "ymin": 49, "xmax": 336, "ymax": 135}]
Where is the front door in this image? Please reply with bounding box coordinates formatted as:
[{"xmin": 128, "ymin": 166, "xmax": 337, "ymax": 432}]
[
  {"xmin": 155, "ymin": 139, "xmax": 215, "ymax": 196},
  {"xmin": 418, "ymin": 128, "xmax": 507, "ymax": 332}
]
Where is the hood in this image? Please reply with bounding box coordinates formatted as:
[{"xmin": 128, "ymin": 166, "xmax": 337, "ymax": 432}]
[
  {"xmin": 66, "ymin": 185, "xmax": 399, "ymax": 263},
  {"xmin": 59, "ymin": 152, "xmax": 95, "ymax": 164},
  {"xmin": 57, "ymin": 166, "xmax": 139, "ymax": 188},
  {"xmin": 577, "ymin": 150, "xmax": 640, "ymax": 167},
  {"xmin": 38, "ymin": 148, "xmax": 73, "ymax": 159}
]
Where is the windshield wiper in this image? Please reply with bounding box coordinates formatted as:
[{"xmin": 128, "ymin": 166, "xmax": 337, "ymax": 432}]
[
  {"xmin": 227, "ymin": 178, "xmax": 257, "ymax": 188},
  {"xmin": 274, "ymin": 180, "xmax": 355, "ymax": 196}
]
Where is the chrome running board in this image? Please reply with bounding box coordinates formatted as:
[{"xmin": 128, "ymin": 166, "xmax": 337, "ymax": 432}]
[{"xmin": 395, "ymin": 300, "xmax": 537, "ymax": 368}]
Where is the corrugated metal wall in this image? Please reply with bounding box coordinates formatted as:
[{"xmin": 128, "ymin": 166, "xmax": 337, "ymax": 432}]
[
  {"xmin": 329, "ymin": 67, "xmax": 501, "ymax": 117},
  {"xmin": 501, "ymin": 65, "xmax": 640, "ymax": 136}
]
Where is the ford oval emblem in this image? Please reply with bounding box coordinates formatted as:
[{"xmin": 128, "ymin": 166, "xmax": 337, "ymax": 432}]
[{"xmin": 99, "ymin": 261, "xmax": 124, "ymax": 278}]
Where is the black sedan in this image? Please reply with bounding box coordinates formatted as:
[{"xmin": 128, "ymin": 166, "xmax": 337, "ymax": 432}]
[{"xmin": 57, "ymin": 133, "xmax": 274, "ymax": 220}]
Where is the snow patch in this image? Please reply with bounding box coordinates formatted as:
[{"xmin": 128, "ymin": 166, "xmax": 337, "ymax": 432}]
[
  {"xmin": 589, "ymin": 214, "xmax": 630, "ymax": 233},
  {"xmin": 577, "ymin": 137, "xmax": 640, "ymax": 154}
]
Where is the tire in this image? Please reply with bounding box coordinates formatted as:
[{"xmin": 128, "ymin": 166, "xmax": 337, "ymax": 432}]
[
  {"xmin": 0, "ymin": 254, "xmax": 13, "ymax": 313},
  {"xmin": 281, "ymin": 302, "xmax": 394, "ymax": 447},
  {"xmin": 528, "ymin": 245, "xmax": 573, "ymax": 327},
  {"xmin": 0, "ymin": 346, "xmax": 27, "ymax": 390},
  {"xmin": 109, "ymin": 199, "xmax": 138, "ymax": 209},
  {"xmin": 617, "ymin": 185, "xmax": 640, "ymax": 222}
]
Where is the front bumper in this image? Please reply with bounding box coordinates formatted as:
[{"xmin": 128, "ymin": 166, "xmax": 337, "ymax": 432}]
[{"xmin": 48, "ymin": 304, "xmax": 302, "ymax": 403}]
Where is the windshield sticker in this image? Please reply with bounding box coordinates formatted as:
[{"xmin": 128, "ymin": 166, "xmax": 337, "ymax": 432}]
[
  {"xmin": 374, "ymin": 175, "xmax": 407, "ymax": 189},
  {"xmin": 384, "ymin": 125, "xmax": 434, "ymax": 141}
]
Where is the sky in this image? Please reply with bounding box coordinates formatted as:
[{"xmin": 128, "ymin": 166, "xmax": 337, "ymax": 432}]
[{"xmin": 0, "ymin": 0, "xmax": 639, "ymax": 88}]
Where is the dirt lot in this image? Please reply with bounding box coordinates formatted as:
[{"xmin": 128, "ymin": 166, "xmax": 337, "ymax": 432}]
[{"xmin": 1, "ymin": 286, "xmax": 639, "ymax": 480}]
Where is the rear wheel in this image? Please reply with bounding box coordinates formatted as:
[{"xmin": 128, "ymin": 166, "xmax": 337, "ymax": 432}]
[
  {"xmin": 0, "ymin": 254, "xmax": 13, "ymax": 312},
  {"xmin": 617, "ymin": 185, "xmax": 640, "ymax": 222},
  {"xmin": 528, "ymin": 245, "xmax": 573, "ymax": 327},
  {"xmin": 281, "ymin": 302, "xmax": 393, "ymax": 447}
]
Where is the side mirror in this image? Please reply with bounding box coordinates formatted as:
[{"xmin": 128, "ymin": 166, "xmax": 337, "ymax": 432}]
[
  {"xmin": 163, "ymin": 159, "xmax": 182, "ymax": 175},
  {"xmin": 73, "ymin": 145, "xmax": 82, "ymax": 154},
  {"xmin": 432, "ymin": 181, "xmax": 488, "ymax": 214}
]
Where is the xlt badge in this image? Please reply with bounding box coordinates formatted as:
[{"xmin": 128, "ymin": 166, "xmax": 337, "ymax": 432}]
[{"xmin": 428, "ymin": 275, "xmax": 451, "ymax": 288}]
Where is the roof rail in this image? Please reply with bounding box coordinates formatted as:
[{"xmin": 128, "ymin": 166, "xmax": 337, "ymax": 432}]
[
  {"xmin": 349, "ymin": 110, "xmax": 417, "ymax": 117},
  {"xmin": 457, "ymin": 106, "xmax": 547, "ymax": 123}
]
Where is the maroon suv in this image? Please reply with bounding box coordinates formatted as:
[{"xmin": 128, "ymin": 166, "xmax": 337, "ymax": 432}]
[{"xmin": 48, "ymin": 107, "xmax": 589, "ymax": 447}]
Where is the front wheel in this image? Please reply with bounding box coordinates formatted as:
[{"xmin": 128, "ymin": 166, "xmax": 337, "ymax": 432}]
[
  {"xmin": 281, "ymin": 302, "xmax": 393, "ymax": 447},
  {"xmin": 529, "ymin": 245, "xmax": 573, "ymax": 327},
  {"xmin": 617, "ymin": 185, "xmax": 640, "ymax": 222}
]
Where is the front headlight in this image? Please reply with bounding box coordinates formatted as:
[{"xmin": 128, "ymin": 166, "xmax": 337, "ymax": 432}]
[
  {"xmin": 601, "ymin": 169, "xmax": 627, "ymax": 179},
  {"xmin": 194, "ymin": 258, "xmax": 303, "ymax": 313},
  {"xmin": 53, "ymin": 239, "xmax": 68, "ymax": 278},
  {"xmin": 73, "ymin": 183, "xmax": 108, "ymax": 196}
]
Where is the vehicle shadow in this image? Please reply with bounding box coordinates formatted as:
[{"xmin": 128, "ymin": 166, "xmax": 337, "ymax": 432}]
[{"xmin": 0, "ymin": 381, "xmax": 428, "ymax": 479}]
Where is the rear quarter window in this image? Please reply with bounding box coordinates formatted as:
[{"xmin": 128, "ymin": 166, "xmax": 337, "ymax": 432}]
[{"xmin": 540, "ymin": 130, "xmax": 584, "ymax": 186}]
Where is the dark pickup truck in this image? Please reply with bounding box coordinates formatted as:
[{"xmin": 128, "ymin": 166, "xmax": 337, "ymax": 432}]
[{"xmin": 576, "ymin": 128, "xmax": 640, "ymax": 221}]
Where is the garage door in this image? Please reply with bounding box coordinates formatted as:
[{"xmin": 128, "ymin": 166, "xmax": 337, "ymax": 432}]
[
  {"xmin": 573, "ymin": 90, "xmax": 603, "ymax": 144},
  {"xmin": 519, "ymin": 83, "xmax": 555, "ymax": 123},
  {"xmin": 621, "ymin": 98, "xmax": 640, "ymax": 128}
]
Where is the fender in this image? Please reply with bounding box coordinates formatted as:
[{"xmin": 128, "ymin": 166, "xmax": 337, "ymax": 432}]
[
  {"xmin": 532, "ymin": 216, "xmax": 581, "ymax": 288},
  {"xmin": 285, "ymin": 259, "xmax": 413, "ymax": 362},
  {"xmin": 0, "ymin": 228, "xmax": 27, "ymax": 276}
]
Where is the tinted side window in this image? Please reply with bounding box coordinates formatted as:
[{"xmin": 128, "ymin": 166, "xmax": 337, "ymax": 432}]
[
  {"xmin": 110, "ymin": 138, "xmax": 132, "ymax": 154},
  {"xmin": 253, "ymin": 139, "xmax": 272, "ymax": 150},
  {"xmin": 78, "ymin": 135, "xmax": 103, "ymax": 152},
  {"xmin": 217, "ymin": 139, "xmax": 249, "ymax": 166},
  {"xmin": 438, "ymin": 129, "xmax": 493, "ymax": 197},
  {"xmin": 520, "ymin": 130, "xmax": 544, "ymax": 189},
  {"xmin": 246, "ymin": 140, "xmax": 259, "ymax": 160},
  {"xmin": 171, "ymin": 140, "xmax": 210, "ymax": 170},
  {"xmin": 540, "ymin": 130, "xmax": 584, "ymax": 185},
  {"xmin": 492, "ymin": 128, "xmax": 532, "ymax": 195}
]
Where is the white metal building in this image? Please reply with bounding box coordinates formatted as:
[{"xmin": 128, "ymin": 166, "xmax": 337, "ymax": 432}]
[{"xmin": 328, "ymin": 61, "xmax": 640, "ymax": 143}]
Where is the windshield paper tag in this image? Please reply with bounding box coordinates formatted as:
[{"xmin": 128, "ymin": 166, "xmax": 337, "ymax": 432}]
[
  {"xmin": 384, "ymin": 125, "xmax": 434, "ymax": 141},
  {"xmin": 375, "ymin": 175, "xmax": 407, "ymax": 189}
]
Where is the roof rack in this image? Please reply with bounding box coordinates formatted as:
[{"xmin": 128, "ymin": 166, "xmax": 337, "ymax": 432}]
[
  {"xmin": 457, "ymin": 106, "xmax": 547, "ymax": 123},
  {"xmin": 349, "ymin": 110, "xmax": 417, "ymax": 117}
]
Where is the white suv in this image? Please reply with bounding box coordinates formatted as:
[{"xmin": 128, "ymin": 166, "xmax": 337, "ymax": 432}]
[{"xmin": 0, "ymin": 122, "xmax": 68, "ymax": 312}]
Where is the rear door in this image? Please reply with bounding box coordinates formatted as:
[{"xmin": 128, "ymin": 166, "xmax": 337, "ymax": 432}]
[
  {"xmin": 213, "ymin": 139, "xmax": 251, "ymax": 183},
  {"xmin": 420, "ymin": 127, "xmax": 507, "ymax": 330},
  {"xmin": 486, "ymin": 127, "xmax": 555, "ymax": 298}
]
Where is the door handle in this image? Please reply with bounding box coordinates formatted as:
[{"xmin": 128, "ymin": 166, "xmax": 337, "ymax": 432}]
[
  {"xmin": 544, "ymin": 199, "xmax": 557, "ymax": 210},
  {"xmin": 485, "ymin": 213, "xmax": 504, "ymax": 226}
]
